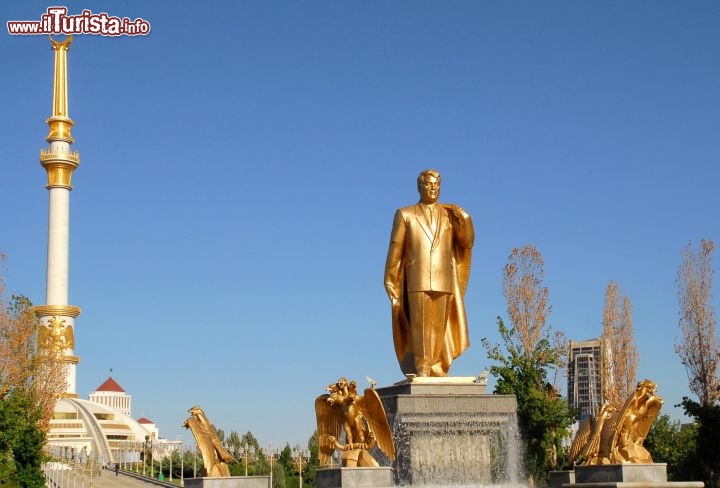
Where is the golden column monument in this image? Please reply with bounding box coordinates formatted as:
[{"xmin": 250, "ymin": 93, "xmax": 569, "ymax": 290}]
[{"xmin": 34, "ymin": 35, "xmax": 82, "ymax": 397}]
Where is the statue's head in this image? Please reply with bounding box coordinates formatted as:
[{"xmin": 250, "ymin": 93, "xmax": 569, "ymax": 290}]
[
  {"xmin": 417, "ymin": 169, "xmax": 441, "ymax": 204},
  {"xmin": 327, "ymin": 391, "xmax": 341, "ymax": 405},
  {"xmin": 636, "ymin": 379, "xmax": 657, "ymax": 396}
]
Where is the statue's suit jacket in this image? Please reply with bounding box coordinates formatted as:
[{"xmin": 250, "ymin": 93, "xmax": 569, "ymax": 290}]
[{"xmin": 384, "ymin": 203, "xmax": 474, "ymax": 375}]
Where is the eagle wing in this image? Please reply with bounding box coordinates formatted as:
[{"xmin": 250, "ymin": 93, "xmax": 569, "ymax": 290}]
[
  {"xmin": 569, "ymin": 416, "xmax": 592, "ymax": 466},
  {"xmin": 358, "ymin": 388, "xmax": 395, "ymax": 461},
  {"xmin": 210, "ymin": 429, "xmax": 234, "ymax": 463},
  {"xmin": 635, "ymin": 394, "xmax": 664, "ymax": 444},
  {"xmin": 603, "ymin": 395, "xmax": 632, "ymax": 459},
  {"xmin": 315, "ymin": 394, "xmax": 342, "ymax": 467},
  {"xmin": 38, "ymin": 325, "xmax": 49, "ymax": 350}
]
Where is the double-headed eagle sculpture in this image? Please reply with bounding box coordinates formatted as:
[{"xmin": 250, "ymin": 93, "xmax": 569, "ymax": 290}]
[
  {"xmin": 315, "ymin": 377, "xmax": 396, "ymax": 468},
  {"xmin": 38, "ymin": 316, "xmax": 74, "ymax": 354},
  {"xmin": 569, "ymin": 379, "xmax": 664, "ymax": 466}
]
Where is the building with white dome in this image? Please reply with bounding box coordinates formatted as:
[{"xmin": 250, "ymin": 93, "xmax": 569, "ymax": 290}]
[{"xmin": 47, "ymin": 376, "xmax": 178, "ymax": 464}]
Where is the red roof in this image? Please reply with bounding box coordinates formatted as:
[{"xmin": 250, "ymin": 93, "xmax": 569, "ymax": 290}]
[
  {"xmin": 137, "ymin": 417, "xmax": 154, "ymax": 424},
  {"xmin": 95, "ymin": 377, "xmax": 125, "ymax": 393}
]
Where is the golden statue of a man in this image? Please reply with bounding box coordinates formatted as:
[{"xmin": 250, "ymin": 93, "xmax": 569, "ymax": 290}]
[{"xmin": 384, "ymin": 169, "xmax": 474, "ymax": 377}]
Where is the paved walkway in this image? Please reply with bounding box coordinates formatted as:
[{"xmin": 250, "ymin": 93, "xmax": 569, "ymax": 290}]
[{"xmin": 44, "ymin": 465, "xmax": 181, "ymax": 488}]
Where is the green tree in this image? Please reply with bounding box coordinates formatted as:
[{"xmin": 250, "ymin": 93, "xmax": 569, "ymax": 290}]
[
  {"xmin": 1, "ymin": 292, "xmax": 66, "ymax": 428},
  {"xmin": 255, "ymin": 449, "xmax": 269, "ymax": 476},
  {"xmin": 0, "ymin": 390, "xmax": 46, "ymax": 487},
  {"xmin": 214, "ymin": 428, "xmax": 226, "ymax": 445},
  {"xmin": 677, "ymin": 399, "xmax": 720, "ymax": 487},
  {"xmin": 226, "ymin": 430, "xmax": 242, "ymax": 458},
  {"xmin": 278, "ymin": 444, "xmax": 295, "ymax": 488},
  {"xmin": 645, "ymin": 414, "xmax": 701, "ymax": 482},
  {"xmin": 272, "ymin": 462, "xmax": 287, "ymax": 488},
  {"xmin": 181, "ymin": 448, "xmax": 204, "ymax": 478},
  {"xmin": 483, "ymin": 318, "xmax": 575, "ymax": 484},
  {"xmin": 303, "ymin": 431, "xmax": 320, "ymax": 488},
  {"xmin": 229, "ymin": 431, "xmax": 260, "ymax": 475},
  {"xmin": 228, "ymin": 460, "xmax": 245, "ymax": 477},
  {"xmin": 675, "ymin": 239, "xmax": 720, "ymax": 487},
  {"xmin": 0, "ymin": 258, "xmax": 63, "ymax": 487},
  {"xmin": 241, "ymin": 431, "xmax": 260, "ymax": 451},
  {"xmin": 483, "ymin": 242, "xmax": 574, "ymax": 485}
]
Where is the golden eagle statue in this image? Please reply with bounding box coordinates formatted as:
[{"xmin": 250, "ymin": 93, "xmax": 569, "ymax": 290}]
[
  {"xmin": 315, "ymin": 377, "xmax": 396, "ymax": 468},
  {"xmin": 569, "ymin": 379, "xmax": 663, "ymax": 466},
  {"xmin": 182, "ymin": 405, "xmax": 234, "ymax": 477}
]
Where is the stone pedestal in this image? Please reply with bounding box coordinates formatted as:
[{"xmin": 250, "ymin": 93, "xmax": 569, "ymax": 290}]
[
  {"xmin": 184, "ymin": 476, "xmax": 270, "ymax": 488},
  {"xmin": 377, "ymin": 378, "xmax": 519, "ymax": 486},
  {"xmin": 576, "ymin": 464, "xmax": 670, "ymax": 484},
  {"xmin": 550, "ymin": 470, "xmax": 575, "ymax": 488},
  {"xmin": 551, "ymin": 464, "xmax": 704, "ymax": 488},
  {"xmin": 316, "ymin": 467, "xmax": 394, "ymax": 488}
]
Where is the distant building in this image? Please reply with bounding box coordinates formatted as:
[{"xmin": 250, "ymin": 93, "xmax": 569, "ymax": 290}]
[
  {"xmin": 48, "ymin": 396, "xmax": 152, "ymax": 463},
  {"xmin": 89, "ymin": 377, "xmax": 132, "ymax": 417},
  {"xmin": 47, "ymin": 376, "xmax": 179, "ymax": 463},
  {"xmin": 568, "ymin": 338, "xmax": 603, "ymax": 419},
  {"xmin": 137, "ymin": 416, "xmax": 160, "ymax": 440}
]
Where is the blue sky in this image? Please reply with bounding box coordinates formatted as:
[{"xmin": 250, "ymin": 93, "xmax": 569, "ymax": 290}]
[{"xmin": 2, "ymin": 1, "xmax": 719, "ymax": 448}]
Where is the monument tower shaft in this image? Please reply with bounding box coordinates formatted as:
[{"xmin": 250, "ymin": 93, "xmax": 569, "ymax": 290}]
[{"xmin": 34, "ymin": 36, "xmax": 81, "ymax": 397}]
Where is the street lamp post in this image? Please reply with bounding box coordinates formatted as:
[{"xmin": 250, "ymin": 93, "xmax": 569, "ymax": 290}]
[
  {"xmin": 292, "ymin": 446, "xmax": 310, "ymax": 488},
  {"xmin": 175, "ymin": 435, "xmax": 182, "ymax": 485},
  {"xmin": 265, "ymin": 446, "xmax": 278, "ymax": 488},
  {"xmin": 242, "ymin": 444, "xmax": 256, "ymax": 477},
  {"xmin": 181, "ymin": 445, "xmax": 185, "ymax": 486},
  {"xmin": 193, "ymin": 448, "xmax": 197, "ymax": 478},
  {"xmin": 76, "ymin": 449, "xmax": 101, "ymax": 488}
]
